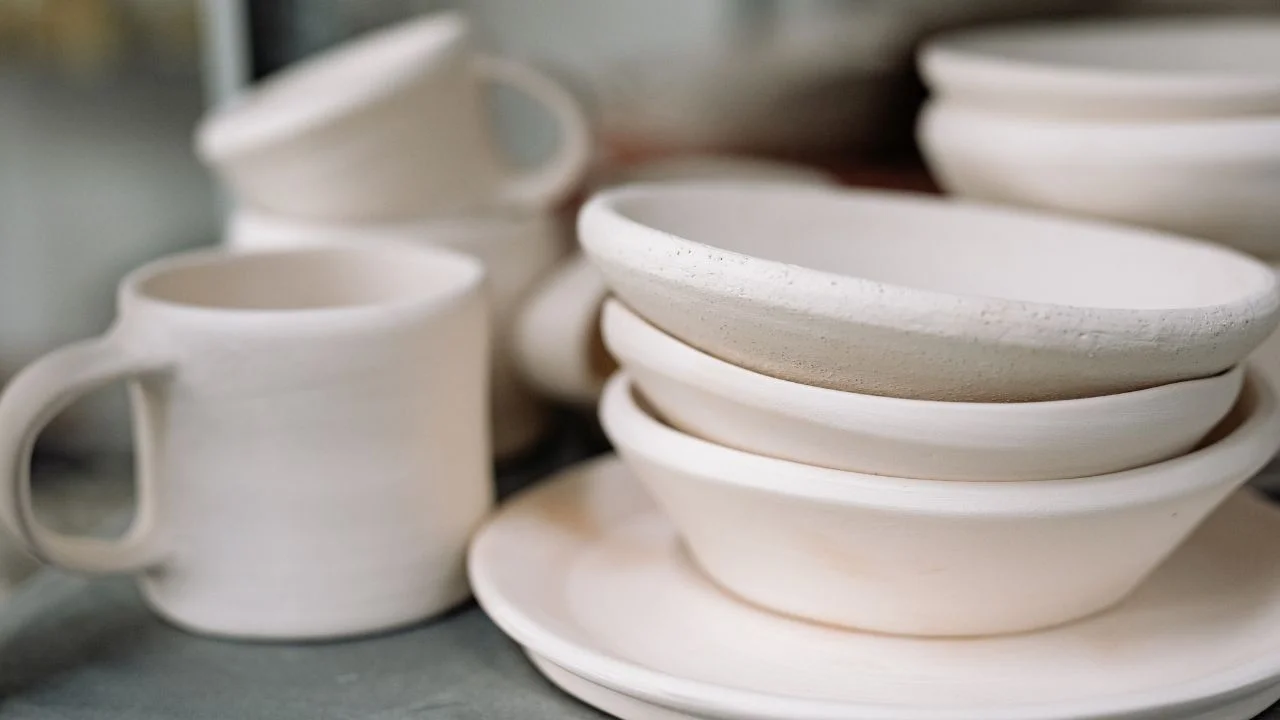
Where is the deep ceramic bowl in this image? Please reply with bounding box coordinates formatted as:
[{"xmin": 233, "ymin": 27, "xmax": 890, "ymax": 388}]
[
  {"xmin": 602, "ymin": 298, "xmax": 1243, "ymax": 481},
  {"xmin": 920, "ymin": 16, "xmax": 1280, "ymax": 120},
  {"xmin": 599, "ymin": 369, "xmax": 1280, "ymax": 636},
  {"xmin": 578, "ymin": 182, "xmax": 1280, "ymax": 402},
  {"xmin": 917, "ymin": 101, "xmax": 1280, "ymax": 258}
]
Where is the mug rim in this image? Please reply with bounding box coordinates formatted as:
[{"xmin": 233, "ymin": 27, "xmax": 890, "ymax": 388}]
[{"xmin": 117, "ymin": 240, "xmax": 485, "ymax": 324}]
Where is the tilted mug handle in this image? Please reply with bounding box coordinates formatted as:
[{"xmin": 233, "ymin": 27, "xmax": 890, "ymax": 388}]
[
  {"xmin": 475, "ymin": 55, "xmax": 592, "ymax": 210},
  {"xmin": 0, "ymin": 334, "xmax": 172, "ymax": 574}
]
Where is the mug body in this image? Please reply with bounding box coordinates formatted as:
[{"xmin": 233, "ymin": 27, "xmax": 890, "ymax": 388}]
[
  {"xmin": 115, "ymin": 243, "xmax": 491, "ymax": 639},
  {"xmin": 225, "ymin": 209, "xmax": 569, "ymax": 457},
  {"xmin": 197, "ymin": 13, "xmax": 507, "ymax": 222}
]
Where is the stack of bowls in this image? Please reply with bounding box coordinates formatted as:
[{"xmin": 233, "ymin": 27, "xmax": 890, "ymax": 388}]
[
  {"xmin": 916, "ymin": 15, "xmax": 1280, "ymax": 258},
  {"xmin": 915, "ymin": 14, "xmax": 1280, "ymax": 458},
  {"xmin": 579, "ymin": 181, "xmax": 1280, "ymax": 637},
  {"xmin": 194, "ymin": 12, "xmax": 592, "ymax": 459}
]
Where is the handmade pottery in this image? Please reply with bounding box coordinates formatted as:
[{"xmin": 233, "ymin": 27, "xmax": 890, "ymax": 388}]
[
  {"xmin": 917, "ymin": 101, "xmax": 1280, "ymax": 258},
  {"xmin": 597, "ymin": 370, "xmax": 1280, "ymax": 636},
  {"xmin": 514, "ymin": 155, "xmax": 838, "ymax": 408},
  {"xmin": 578, "ymin": 182, "xmax": 1280, "ymax": 402},
  {"xmin": 1250, "ymin": 262, "xmax": 1280, "ymax": 388},
  {"xmin": 226, "ymin": 208, "xmax": 567, "ymax": 458},
  {"xmin": 920, "ymin": 16, "xmax": 1280, "ymax": 120},
  {"xmin": 470, "ymin": 456, "xmax": 1280, "ymax": 720},
  {"xmin": 195, "ymin": 12, "xmax": 591, "ymax": 222},
  {"xmin": 603, "ymin": 299, "xmax": 1243, "ymax": 481},
  {"xmin": 512, "ymin": 253, "xmax": 615, "ymax": 408},
  {"xmin": 0, "ymin": 242, "xmax": 492, "ymax": 640}
]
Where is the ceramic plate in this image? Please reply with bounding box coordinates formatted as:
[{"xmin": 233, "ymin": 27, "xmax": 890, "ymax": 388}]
[{"xmin": 469, "ymin": 456, "xmax": 1280, "ymax": 720}]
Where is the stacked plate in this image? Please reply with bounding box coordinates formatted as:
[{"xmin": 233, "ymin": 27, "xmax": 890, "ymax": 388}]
[{"xmin": 470, "ymin": 182, "xmax": 1280, "ymax": 720}]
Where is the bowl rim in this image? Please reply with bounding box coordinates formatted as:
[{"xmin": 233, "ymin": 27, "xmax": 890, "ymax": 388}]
[
  {"xmin": 601, "ymin": 296, "xmax": 1245, "ymax": 417},
  {"xmin": 578, "ymin": 183, "xmax": 1280, "ymax": 333},
  {"xmin": 919, "ymin": 100, "xmax": 1280, "ymax": 155},
  {"xmin": 919, "ymin": 15, "xmax": 1280, "ymax": 100},
  {"xmin": 598, "ymin": 369, "xmax": 1280, "ymax": 516}
]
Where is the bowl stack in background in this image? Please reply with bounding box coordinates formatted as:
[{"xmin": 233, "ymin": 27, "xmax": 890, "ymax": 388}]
[
  {"xmin": 915, "ymin": 15, "xmax": 1280, "ymax": 393},
  {"xmin": 576, "ymin": 181, "xmax": 1280, "ymax": 638},
  {"xmin": 195, "ymin": 11, "xmax": 594, "ymax": 460}
]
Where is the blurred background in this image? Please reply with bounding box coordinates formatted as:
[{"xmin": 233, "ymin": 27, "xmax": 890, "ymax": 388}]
[{"xmin": 1, "ymin": 0, "xmax": 1275, "ymax": 459}]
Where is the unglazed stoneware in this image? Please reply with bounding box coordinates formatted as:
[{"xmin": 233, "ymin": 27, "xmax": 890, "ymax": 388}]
[
  {"xmin": 0, "ymin": 242, "xmax": 492, "ymax": 640},
  {"xmin": 514, "ymin": 155, "xmax": 839, "ymax": 408},
  {"xmin": 597, "ymin": 371, "xmax": 1280, "ymax": 636},
  {"xmin": 603, "ymin": 299, "xmax": 1243, "ymax": 481},
  {"xmin": 196, "ymin": 12, "xmax": 590, "ymax": 222},
  {"xmin": 917, "ymin": 101, "xmax": 1280, "ymax": 257},
  {"xmin": 578, "ymin": 182, "xmax": 1280, "ymax": 402},
  {"xmin": 226, "ymin": 208, "xmax": 567, "ymax": 458},
  {"xmin": 512, "ymin": 253, "xmax": 615, "ymax": 408},
  {"xmin": 1250, "ymin": 262, "xmax": 1280, "ymax": 390},
  {"xmin": 469, "ymin": 456, "xmax": 1280, "ymax": 720},
  {"xmin": 920, "ymin": 16, "xmax": 1280, "ymax": 120}
]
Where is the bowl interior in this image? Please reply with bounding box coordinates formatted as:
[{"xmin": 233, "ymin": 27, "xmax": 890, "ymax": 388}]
[
  {"xmin": 938, "ymin": 17, "xmax": 1280, "ymax": 78},
  {"xmin": 606, "ymin": 184, "xmax": 1271, "ymax": 310}
]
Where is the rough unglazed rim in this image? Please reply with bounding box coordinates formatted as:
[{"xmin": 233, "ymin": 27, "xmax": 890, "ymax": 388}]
[
  {"xmin": 577, "ymin": 183, "xmax": 1280, "ymax": 351},
  {"xmin": 467, "ymin": 454, "xmax": 1280, "ymax": 720},
  {"xmin": 918, "ymin": 16, "xmax": 1280, "ymax": 100},
  {"xmin": 597, "ymin": 370, "xmax": 1280, "ymax": 517},
  {"xmin": 601, "ymin": 296, "xmax": 1244, "ymax": 421}
]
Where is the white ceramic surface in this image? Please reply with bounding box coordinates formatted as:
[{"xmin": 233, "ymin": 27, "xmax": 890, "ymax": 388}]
[
  {"xmin": 598, "ymin": 370, "xmax": 1280, "ymax": 636},
  {"xmin": 512, "ymin": 253, "xmax": 615, "ymax": 407},
  {"xmin": 917, "ymin": 101, "xmax": 1280, "ymax": 258},
  {"xmin": 579, "ymin": 182, "xmax": 1280, "ymax": 402},
  {"xmin": 196, "ymin": 12, "xmax": 591, "ymax": 222},
  {"xmin": 1250, "ymin": 262, "xmax": 1280, "ymax": 390},
  {"xmin": 920, "ymin": 16, "xmax": 1280, "ymax": 120},
  {"xmin": 514, "ymin": 155, "xmax": 838, "ymax": 408},
  {"xmin": 226, "ymin": 208, "xmax": 567, "ymax": 458},
  {"xmin": 0, "ymin": 242, "xmax": 493, "ymax": 640},
  {"xmin": 603, "ymin": 299, "xmax": 1243, "ymax": 481},
  {"xmin": 470, "ymin": 455, "xmax": 1280, "ymax": 720}
]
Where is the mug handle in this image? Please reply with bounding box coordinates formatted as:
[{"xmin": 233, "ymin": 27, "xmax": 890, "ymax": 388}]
[
  {"xmin": 513, "ymin": 252, "xmax": 615, "ymax": 406},
  {"xmin": 475, "ymin": 55, "xmax": 592, "ymax": 209},
  {"xmin": 0, "ymin": 335, "xmax": 172, "ymax": 574}
]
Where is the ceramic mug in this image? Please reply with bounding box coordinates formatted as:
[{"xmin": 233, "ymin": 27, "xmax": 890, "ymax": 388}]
[
  {"xmin": 195, "ymin": 12, "xmax": 591, "ymax": 222},
  {"xmin": 226, "ymin": 208, "xmax": 568, "ymax": 458},
  {"xmin": 0, "ymin": 241, "xmax": 492, "ymax": 640}
]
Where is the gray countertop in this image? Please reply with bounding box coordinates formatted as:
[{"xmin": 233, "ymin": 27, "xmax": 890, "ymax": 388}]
[{"xmin": 4, "ymin": 419, "xmax": 1280, "ymax": 719}]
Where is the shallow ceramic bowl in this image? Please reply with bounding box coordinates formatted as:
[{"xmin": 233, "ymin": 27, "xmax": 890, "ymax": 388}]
[
  {"xmin": 602, "ymin": 299, "xmax": 1244, "ymax": 482},
  {"xmin": 920, "ymin": 16, "xmax": 1280, "ymax": 120},
  {"xmin": 578, "ymin": 182, "xmax": 1280, "ymax": 402},
  {"xmin": 600, "ymin": 369, "xmax": 1280, "ymax": 637},
  {"xmin": 918, "ymin": 101, "xmax": 1280, "ymax": 259}
]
